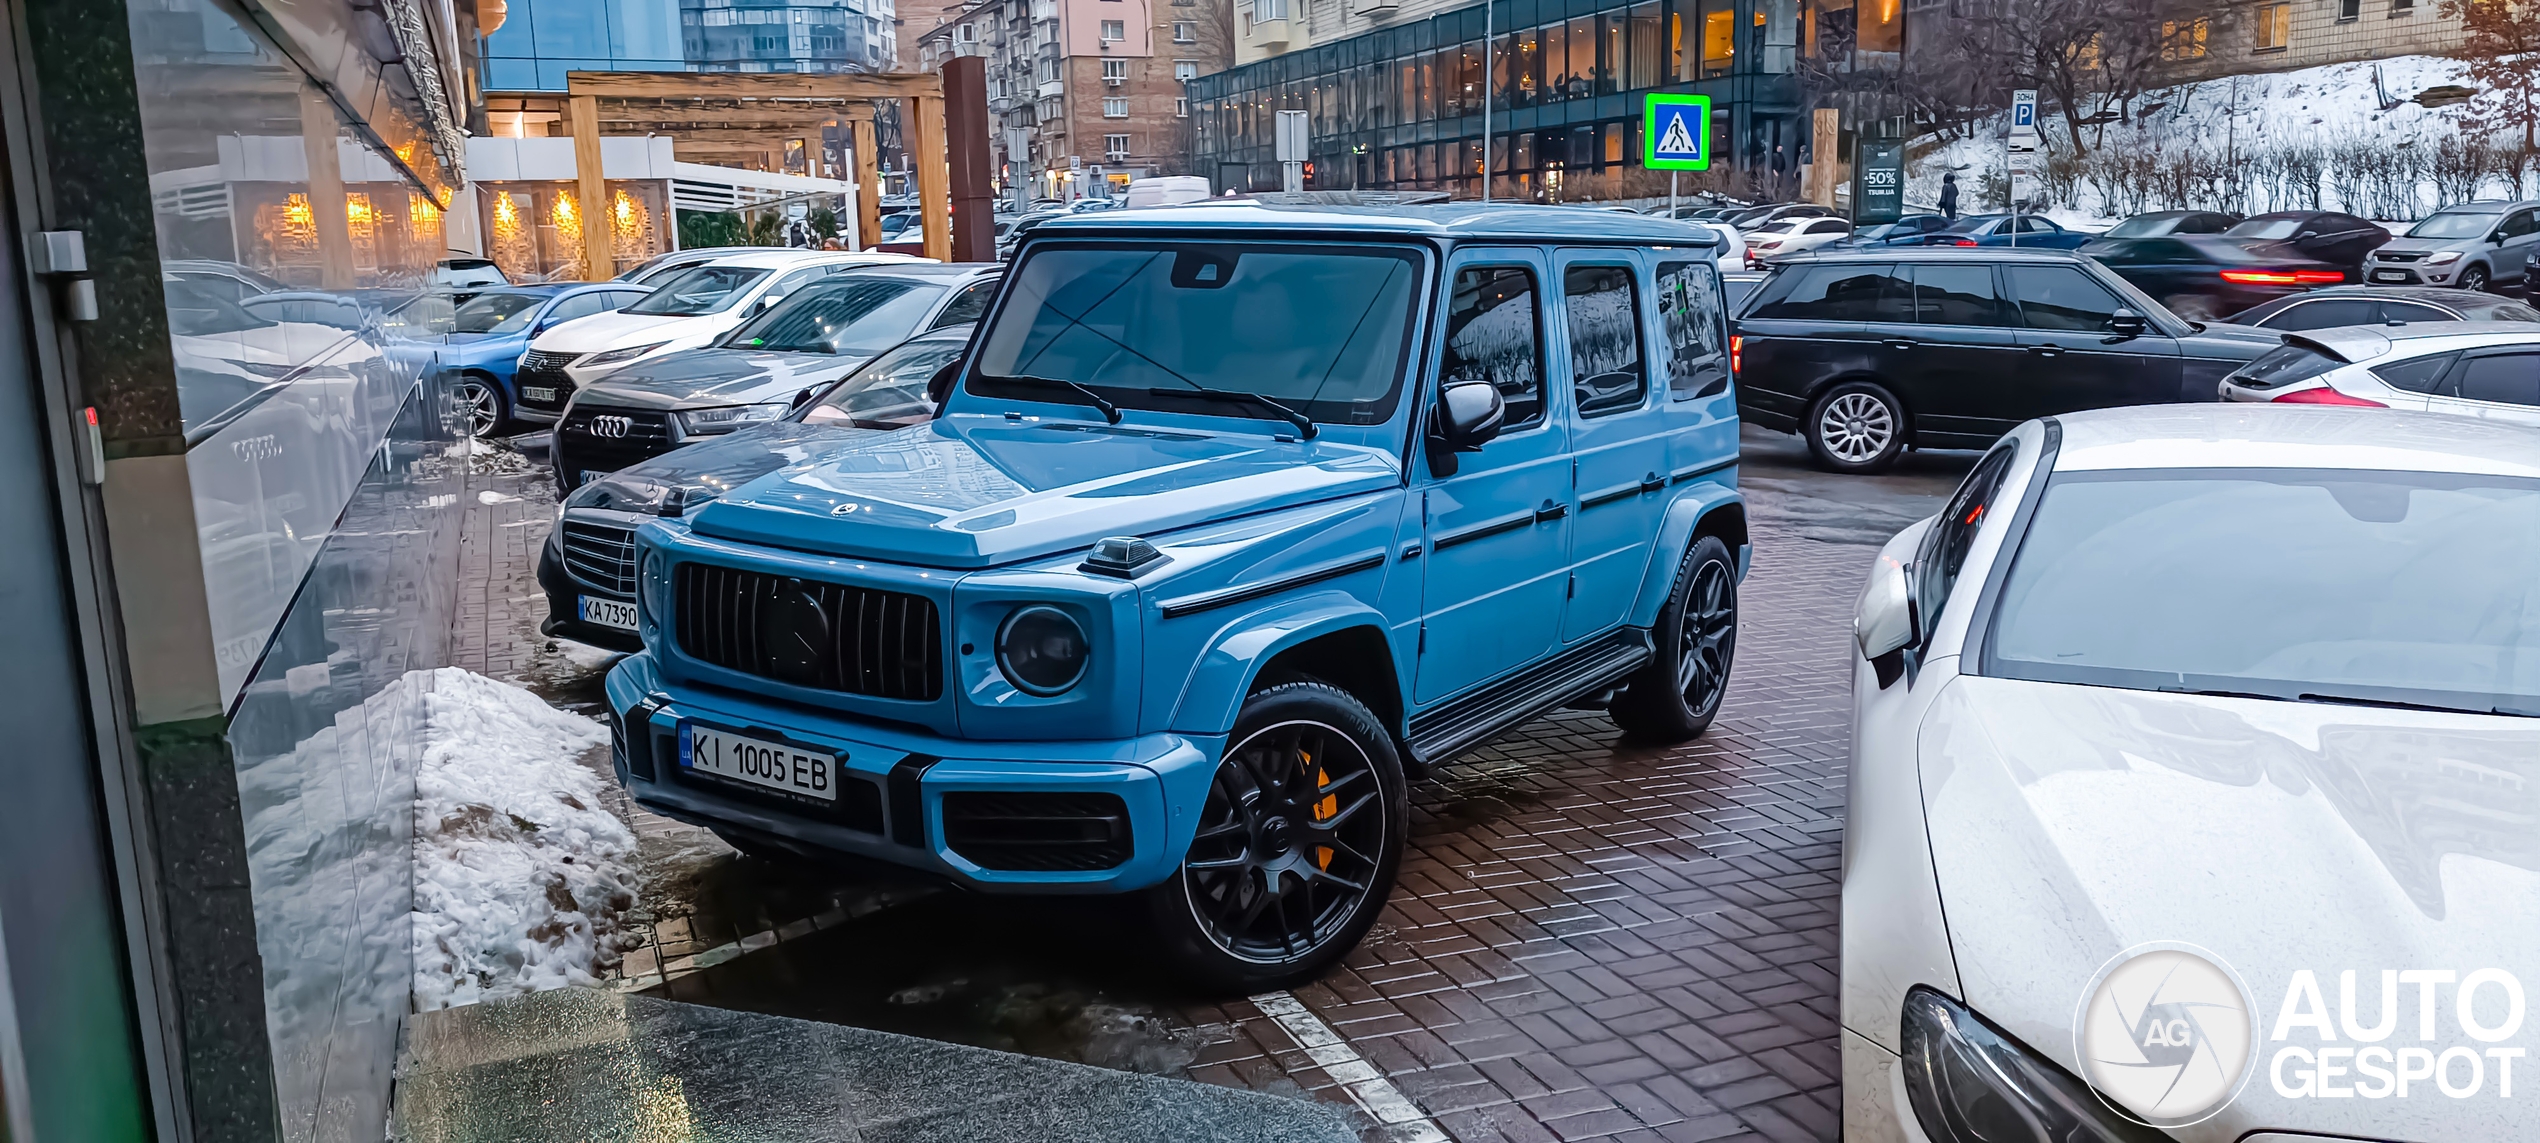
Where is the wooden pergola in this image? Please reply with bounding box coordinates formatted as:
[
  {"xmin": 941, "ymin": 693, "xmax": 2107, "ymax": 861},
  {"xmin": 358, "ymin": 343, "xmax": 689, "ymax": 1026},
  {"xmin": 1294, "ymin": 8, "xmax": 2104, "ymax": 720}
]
[{"xmin": 562, "ymin": 71, "xmax": 954, "ymax": 274}]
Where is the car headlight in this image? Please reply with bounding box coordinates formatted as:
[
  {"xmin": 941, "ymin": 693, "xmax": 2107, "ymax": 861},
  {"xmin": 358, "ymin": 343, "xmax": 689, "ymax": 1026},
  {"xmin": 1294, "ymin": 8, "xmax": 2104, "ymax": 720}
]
[
  {"xmin": 995, "ymin": 605, "xmax": 1089, "ymax": 696},
  {"xmin": 678, "ymin": 403, "xmax": 787, "ymax": 434},
  {"xmin": 2427, "ymin": 250, "xmax": 2464, "ymax": 266},
  {"xmin": 582, "ymin": 341, "xmax": 668, "ymax": 367},
  {"xmin": 1901, "ymin": 988, "xmax": 2165, "ymax": 1142}
]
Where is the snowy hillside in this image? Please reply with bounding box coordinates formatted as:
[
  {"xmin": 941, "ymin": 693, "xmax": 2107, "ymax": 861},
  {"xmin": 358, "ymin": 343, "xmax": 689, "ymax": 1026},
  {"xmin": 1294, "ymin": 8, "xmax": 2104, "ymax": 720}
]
[{"xmin": 1908, "ymin": 55, "xmax": 2496, "ymax": 224}]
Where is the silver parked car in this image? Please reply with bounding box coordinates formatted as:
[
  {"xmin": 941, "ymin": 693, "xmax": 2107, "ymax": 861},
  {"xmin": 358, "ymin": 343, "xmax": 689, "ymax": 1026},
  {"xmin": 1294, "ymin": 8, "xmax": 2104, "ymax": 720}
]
[
  {"xmin": 2365, "ymin": 199, "xmax": 2540, "ymax": 292},
  {"xmin": 2217, "ymin": 321, "xmax": 2540, "ymax": 418},
  {"xmin": 1845, "ymin": 404, "xmax": 2540, "ymax": 1143}
]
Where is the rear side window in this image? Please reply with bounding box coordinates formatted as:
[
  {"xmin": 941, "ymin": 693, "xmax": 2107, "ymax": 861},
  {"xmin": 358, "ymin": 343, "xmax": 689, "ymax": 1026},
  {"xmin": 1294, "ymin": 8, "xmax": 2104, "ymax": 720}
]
[
  {"xmin": 1914, "ymin": 442, "xmax": 2020, "ymax": 641},
  {"xmin": 931, "ymin": 278, "xmax": 998, "ymax": 329},
  {"xmin": 2008, "ymin": 265, "xmax": 2124, "ymax": 331},
  {"xmin": 2372, "ymin": 352, "xmax": 2458, "ymax": 393},
  {"xmin": 1655, "ymin": 259, "xmax": 1728, "ymax": 399},
  {"xmin": 2376, "ymin": 301, "xmax": 2455, "ymax": 324},
  {"xmin": 1563, "ymin": 264, "xmax": 1648, "ymax": 417},
  {"xmin": 1908, "ymin": 263, "xmax": 2009, "ymax": 326},
  {"xmin": 1748, "ymin": 263, "xmax": 1897, "ymax": 321},
  {"xmin": 1442, "ymin": 266, "xmax": 1547, "ymax": 429},
  {"xmin": 2259, "ymin": 298, "xmax": 2379, "ymax": 331}
]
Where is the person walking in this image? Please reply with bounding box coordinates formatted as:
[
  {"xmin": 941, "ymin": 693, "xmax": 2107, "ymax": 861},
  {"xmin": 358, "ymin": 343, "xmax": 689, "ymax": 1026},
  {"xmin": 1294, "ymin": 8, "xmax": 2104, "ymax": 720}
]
[
  {"xmin": 1939, "ymin": 171, "xmax": 1960, "ymax": 220},
  {"xmin": 1770, "ymin": 145, "xmax": 1790, "ymax": 200}
]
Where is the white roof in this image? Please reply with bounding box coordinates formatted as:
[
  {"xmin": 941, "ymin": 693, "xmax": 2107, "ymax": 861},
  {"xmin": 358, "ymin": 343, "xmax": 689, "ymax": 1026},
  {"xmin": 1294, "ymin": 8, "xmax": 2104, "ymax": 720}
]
[{"xmin": 2052, "ymin": 404, "xmax": 2540, "ymax": 479}]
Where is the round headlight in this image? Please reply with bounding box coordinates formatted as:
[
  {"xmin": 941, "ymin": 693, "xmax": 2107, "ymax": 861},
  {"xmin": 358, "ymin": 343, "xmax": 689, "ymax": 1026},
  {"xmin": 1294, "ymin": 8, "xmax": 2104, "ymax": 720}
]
[{"xmin": 995, "ymin": 606, "xmax": 1089, "ymax": 696}]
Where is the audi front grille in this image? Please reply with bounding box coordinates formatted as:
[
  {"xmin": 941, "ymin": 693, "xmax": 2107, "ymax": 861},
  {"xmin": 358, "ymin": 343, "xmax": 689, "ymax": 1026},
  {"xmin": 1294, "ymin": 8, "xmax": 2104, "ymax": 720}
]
[
  {"xmin": 561, "ymin": 408, "xmax": 671, "ymax": 444},
  {"xmin": 559, "ymin": 522, "xmax": 638, "ymax": 597},
  {"xmin": 672, "ymin": 564, "xmax": 943, "ymax": 701}
]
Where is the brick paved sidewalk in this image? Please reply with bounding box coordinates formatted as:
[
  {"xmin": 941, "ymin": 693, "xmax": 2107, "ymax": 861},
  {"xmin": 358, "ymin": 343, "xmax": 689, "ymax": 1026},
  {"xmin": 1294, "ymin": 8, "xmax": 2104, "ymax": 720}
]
[{"xmin": 1175, "ymin": 536, "xmax": 1863, "ymax": 1143}]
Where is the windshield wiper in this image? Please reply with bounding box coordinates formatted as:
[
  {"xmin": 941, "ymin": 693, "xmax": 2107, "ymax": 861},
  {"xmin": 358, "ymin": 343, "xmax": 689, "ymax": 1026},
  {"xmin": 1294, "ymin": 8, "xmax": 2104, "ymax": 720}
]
[
  {"xmin": 1147, "ymin": 386, "xmax": 1317, "ymax": 439},
  {"xmin": 981, "ymin": 373, "xmax": 1120, "ymax": 424},
  {"xmin": 2297, "ymin": 692, "xmax": 2539, "ymax": 718}
]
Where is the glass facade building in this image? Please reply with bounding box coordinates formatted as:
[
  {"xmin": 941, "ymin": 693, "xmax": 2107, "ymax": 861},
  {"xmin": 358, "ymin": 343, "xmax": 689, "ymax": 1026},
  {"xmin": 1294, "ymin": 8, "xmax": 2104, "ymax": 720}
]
[
  {"xmin": 480, "ymin": 0, "xmax": 898, "ymax": 90},
  {"xmin": 482, "ymin": 0, "xmax": 689, "ymax": 89},
  {"xmin": 1188, "ymin": 0, "xmax": 1808, "ymax": 200}
]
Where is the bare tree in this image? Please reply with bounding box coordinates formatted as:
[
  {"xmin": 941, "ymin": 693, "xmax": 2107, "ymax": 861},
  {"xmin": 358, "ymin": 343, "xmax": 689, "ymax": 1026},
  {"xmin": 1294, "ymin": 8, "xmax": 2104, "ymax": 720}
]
[
  {"xmin": 2443, "ymin": 0, "xmax": 2540, "ymax": 148},
  {"xmin": 1921, "ymin": 0, "xmax": 2172, "ymax": 156}
]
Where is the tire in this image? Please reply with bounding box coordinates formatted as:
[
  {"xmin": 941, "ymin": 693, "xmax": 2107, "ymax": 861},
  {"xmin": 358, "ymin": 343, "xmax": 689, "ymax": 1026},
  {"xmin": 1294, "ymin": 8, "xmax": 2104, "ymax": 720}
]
[
  {"xmin": 2460, "ymin": 264, "xmax": 2493, "ymax": 294},
  {"xmin": 1148, "ymin": 680, "xmax": 1406, "ymax": 992},
  {"xmin": 453, "ymin": 374, "xmax": 508, "ymax": 437},
  {"xmin": 1805, "ymin": 381, "xmax": 1907, "ymax": 474},
  {"xmin": 1609, "ymin": 535, "xmax": 1738, "ymax": 743}
]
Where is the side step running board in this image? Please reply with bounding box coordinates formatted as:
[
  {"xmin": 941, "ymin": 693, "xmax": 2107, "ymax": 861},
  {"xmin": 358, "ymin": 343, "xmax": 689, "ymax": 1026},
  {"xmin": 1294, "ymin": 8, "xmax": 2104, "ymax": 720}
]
[{"xmin": 1405, "ymin": 628, "xmax": 1654, "ymax": 768}]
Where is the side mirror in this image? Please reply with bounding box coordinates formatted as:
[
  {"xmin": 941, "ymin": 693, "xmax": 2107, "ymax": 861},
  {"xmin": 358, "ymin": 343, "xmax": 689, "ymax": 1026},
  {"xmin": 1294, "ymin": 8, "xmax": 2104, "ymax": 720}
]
[
  {"xmin": 2494, "ymin": 232, "xmax": 2510, "ymax": 245},
  {"xmin": 1430, "ymin": 380, "xmax": 1505, "ymax": 452},
  {"xmin": 789, "ymin": 387, "xmax": 815, "ymax": 408},
  {"xmin": 1855, "ymin": 555, "xmax": 1920, "ymax": 688},
  {"xmin": 2107, "ymin": 308, "xmax": 2148, "ymax": 337},
  {"xmin": 925, "ymin": 357, "xmax": 964, "ymax": 405},
  {"xmin": 755, "ymin": 294, "xmax": 785, "ymax": 313}
]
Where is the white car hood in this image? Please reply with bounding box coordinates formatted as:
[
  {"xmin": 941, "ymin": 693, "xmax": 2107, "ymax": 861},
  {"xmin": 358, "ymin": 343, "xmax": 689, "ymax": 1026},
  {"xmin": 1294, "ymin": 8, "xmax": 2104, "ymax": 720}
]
[
  {"xmin": 1923, "ymin": 674, "xmax": 2538, "ymax": 1142},
  {"xmin": 528, "ymin": 309, "xmax": 713, "ymax": 355}
]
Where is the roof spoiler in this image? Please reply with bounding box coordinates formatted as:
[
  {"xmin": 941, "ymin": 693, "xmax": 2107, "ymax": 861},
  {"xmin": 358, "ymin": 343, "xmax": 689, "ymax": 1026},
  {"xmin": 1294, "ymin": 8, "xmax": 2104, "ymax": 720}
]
[{"xmin": 2280, "ymin": 328, "xmax": 2389, "ymax": 364}]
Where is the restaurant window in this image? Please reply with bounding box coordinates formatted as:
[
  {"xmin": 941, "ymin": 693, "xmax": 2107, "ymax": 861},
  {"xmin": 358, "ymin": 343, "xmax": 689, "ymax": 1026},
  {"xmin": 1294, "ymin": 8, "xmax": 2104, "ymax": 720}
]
[
  {"xmin": 1702, "ymin": 0, "xmax": 1737, "ymax": 77},
  {"xmin": 1628, "ymin": 3, "xmax": 1662, "ymax": 88}
]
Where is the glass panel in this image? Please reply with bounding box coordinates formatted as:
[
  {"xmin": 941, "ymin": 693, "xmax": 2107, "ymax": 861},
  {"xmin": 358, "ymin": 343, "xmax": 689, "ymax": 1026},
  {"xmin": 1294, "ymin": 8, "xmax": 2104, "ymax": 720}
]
[
  {"xmin": 2006, "ymin": 265, "xmax": 2123, "ymax": 331},
  {"xmin": 1566, "ymin": 264, "xmax": 1648, "ymax": 416},
  {"xmin": 1910, "ymin": 264, "xmax": 2010, "ymax": 326},
  {"xmin": 1701, "ymin": 0, "xmax": 1737, "ymax": 76},
  {"xmin": 1443, "ymin": 265, "xmax": 1547, "ymax": 428},
  {"xmin": 1629, "ymin": 3, "xmax": 1662, "ymax": 89},
  {"xmin": 1655, "ymin": 259, "xmax": 1728, "ymax": 398}
]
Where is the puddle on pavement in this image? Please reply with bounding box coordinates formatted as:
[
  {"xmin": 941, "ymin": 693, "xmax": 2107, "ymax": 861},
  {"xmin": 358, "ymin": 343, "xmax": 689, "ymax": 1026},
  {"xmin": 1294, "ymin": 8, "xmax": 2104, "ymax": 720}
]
[{"xmin": 643, "ymin": 890, "xmax": 1227, "ymax": 1076}]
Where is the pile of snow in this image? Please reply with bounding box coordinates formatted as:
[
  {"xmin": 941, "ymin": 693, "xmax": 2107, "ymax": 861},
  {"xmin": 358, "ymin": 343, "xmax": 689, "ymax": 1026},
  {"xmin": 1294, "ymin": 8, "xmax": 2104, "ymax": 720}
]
[
  {"xmin": 1907, "ymin": 55, "xmax": 2490, "ymax": 224},
  {"xmin": 408, "ymin": 667, "xmax": 640, "ymax": 1011}
]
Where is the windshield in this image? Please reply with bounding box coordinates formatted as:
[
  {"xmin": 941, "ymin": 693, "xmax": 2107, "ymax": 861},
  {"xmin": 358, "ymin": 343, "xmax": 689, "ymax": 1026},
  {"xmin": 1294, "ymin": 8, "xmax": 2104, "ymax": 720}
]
[
  {"xmin": 2408, "ymin": 211, "xmax": 2499, "ymax": 239},
  {"xmin": 1986, "ymin": 468, "xmax": 2540, "ymax": 714},
  {"xmin": 1937, "ymin": 216, "xmax": 1997, "ymax": 234},
  {"xmin": 626, "ymin": 265, "xmax": 770, "ymax": 315},
  {"xmin": 724, "ymin": 278, "xmax": 943, "ymax": 354},
  {"xmin": 635, "ymin": 258, "xmax": 711, "ymax": 286},
  {"xmin": 969, "ymin": 242, "xmax": 1423, "ymax": 425},
  {"xmin": 452, "ymin": 291, "xmax": 548, "ymax": 334},
  {"xmin": 2105, "ymin": 215, "xmax": 2178, "ymax": 237},
  {"xmin": 162, "ymin": 278, "xmax": 275, "ymax": 336},
  {"xmin": 799, "ymin": 338, "xmax": 966, "ymax": 430},
  {"xmin": 2228, "ymin": 218, "xmax": 2304, "ymax": 239}
]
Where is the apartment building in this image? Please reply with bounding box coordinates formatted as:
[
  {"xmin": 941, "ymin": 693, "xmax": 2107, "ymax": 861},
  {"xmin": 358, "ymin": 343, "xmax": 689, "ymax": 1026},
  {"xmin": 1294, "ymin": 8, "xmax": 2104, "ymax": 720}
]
[
  {"xmin": 2147, "ymin": 0, "xmax": 2467, "ymax": 81},
  {"xmin": 924, "ymin": 0, "xmax": 1232, "ymax": 202},
  {"xmin": 683, "ymin": 0, "xmax": 900, "ymax": 72}
]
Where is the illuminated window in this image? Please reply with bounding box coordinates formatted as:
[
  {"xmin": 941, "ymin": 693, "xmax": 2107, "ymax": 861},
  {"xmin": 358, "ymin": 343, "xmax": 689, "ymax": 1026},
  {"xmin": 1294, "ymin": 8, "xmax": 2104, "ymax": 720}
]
[
  {"xmin": 2255, "ymin": 2, "xmax": 2289, "ymax": 48},
  {"xmin": 2160, "ymin": 17, "xmax": 2208, "ymax": 60}
]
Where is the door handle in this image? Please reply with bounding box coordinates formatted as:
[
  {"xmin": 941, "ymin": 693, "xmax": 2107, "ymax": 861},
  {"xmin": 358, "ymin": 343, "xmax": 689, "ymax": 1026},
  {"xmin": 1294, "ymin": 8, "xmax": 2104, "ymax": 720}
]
[
  {"xmin": 1882, "ymin": 338, "xmax": 1917, "ymax": 350},
  {"xmin": 1640, "ymin": 471, "xmax": 1667, "ymax": 493},
  {"xmin": 1535, "ymin": 498, "xmax": 1569, "ymax": 523},
  {"xmin": 2027, "ymin": 345, "xmax": 2065, "ymax": 358}
]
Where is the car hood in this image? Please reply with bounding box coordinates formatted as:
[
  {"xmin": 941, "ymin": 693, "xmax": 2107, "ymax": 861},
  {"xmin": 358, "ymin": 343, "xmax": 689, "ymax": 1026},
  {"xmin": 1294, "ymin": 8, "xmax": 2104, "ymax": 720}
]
[
  {"xmin": 1921, "ymin": 674, "xmax": 2538, "ymax": 1142},
  {"xmin": 686, "ymin": 415, "xmax": 1405, "ymax": 568},
  {"xmin": 570, "ymin": 348, "xmax": 859, "ymax": 410},
  {"xmin": 563, "ymin": 420, "xmax": 877, "ymax": 516},
  {"xmin": 528, "ymin": 309, "xmax": 702, "ymax": 353}
]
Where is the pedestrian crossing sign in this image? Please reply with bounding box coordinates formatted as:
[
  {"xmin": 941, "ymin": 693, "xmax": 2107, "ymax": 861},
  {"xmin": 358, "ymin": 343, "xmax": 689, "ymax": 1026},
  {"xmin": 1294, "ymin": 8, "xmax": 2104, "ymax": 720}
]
[{"xmin": 1643, "ymin": 94, "xmax": 1712, "ymax": 171}]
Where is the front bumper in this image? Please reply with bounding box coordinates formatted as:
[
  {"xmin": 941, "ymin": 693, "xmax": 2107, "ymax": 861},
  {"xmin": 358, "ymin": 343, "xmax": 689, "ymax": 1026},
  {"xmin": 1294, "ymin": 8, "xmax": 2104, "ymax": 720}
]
[
  {"xmin": 536, "ymin": 507, "xmax": 647, "ymax": 652},
  {"xmin": 603, "ymin": 652, "xmax": 1223, "ymax": 893},
  {"xmin": 2367, "ymin": 261, "xmax": 2451, "ymax": 286}
]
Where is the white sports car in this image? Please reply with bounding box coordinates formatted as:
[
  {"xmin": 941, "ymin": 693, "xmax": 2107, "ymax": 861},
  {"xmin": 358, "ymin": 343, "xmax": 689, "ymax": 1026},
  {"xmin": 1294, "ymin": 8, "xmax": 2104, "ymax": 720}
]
[{"xmin": 1843, "ymin": 404, "xmax": 2539, "ymax": 1143}]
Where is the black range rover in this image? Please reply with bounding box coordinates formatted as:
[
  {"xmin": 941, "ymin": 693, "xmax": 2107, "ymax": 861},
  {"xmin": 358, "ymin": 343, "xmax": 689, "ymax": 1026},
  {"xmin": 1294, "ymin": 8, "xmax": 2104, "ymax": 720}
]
[{"xmin": 1731, "ymin": 249, "xmax": 2278, "ymax": 472}]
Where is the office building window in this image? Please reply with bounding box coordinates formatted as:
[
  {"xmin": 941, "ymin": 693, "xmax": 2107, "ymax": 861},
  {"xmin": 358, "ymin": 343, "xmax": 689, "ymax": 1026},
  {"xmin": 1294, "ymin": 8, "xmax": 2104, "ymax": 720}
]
[
  {"xmin": 1173, "ymin": 21, "xmax": 1196, "ymax": 41},
  {"xmin": 1104, "ymin": 96, "xmax": 1129, "ymax": 116},
  {"xmin": 1101, "ymin": 19, "xmax": 1125, "ymax": 39},
  {"xmin": 2256, "ymin": 2, "xmax": 2290, "ymax": 47}
]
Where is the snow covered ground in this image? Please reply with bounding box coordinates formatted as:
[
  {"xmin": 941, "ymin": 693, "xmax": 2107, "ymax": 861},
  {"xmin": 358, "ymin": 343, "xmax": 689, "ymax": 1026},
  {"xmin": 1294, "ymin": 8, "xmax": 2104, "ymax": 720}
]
[
  {"xmin": 408, "ymin": 667, "xmax": 641, "ymax": 1011},
  {"xmin": 1907, "ymin": 55, "xmax": 2490, "ymax": 225}
]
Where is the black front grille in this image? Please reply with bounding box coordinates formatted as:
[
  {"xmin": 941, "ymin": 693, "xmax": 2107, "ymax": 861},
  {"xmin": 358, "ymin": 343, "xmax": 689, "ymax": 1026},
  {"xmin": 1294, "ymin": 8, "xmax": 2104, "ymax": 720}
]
[
  {"xmin": 2378, "ymin": 251, "xmax": 2428, "ymax": 263},
  {"xmin": 520, "ymin": 349, "xmax": 583, "ymax": 372},
  {"xmin": 561, "ymin": 407, "xmax": 673, "ymax": 444},
  {"xmin": 560, "ymin": 522, "xmax": 638, "ymax": 597},
  {"xmin": 942, "ymin": 792, "xmax": 1133, "ymax": 871},
  {"xmin": 673, "ymin": 563, "xmax": 943, "ymax": 701}
]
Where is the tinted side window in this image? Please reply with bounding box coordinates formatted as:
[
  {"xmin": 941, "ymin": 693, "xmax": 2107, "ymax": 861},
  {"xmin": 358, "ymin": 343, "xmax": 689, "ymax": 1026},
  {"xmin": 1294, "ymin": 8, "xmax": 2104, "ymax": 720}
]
[
  {"xmin": 2376, "ymin": 301, "xmax": 2454, "ymax": 324},
  {"xmin": 1443, "ymin": 265, "xmax": 1546, "ymax": 429},
  {"xmin": 931, "ymin": 279, "xmax": 997, "ymax": 328},
  {"xmin": 1914, "ymin": 441, "xmax": 2019, "ymax": 640},
  {"xmin": 1748, "ymin": 264, "xmax": 1897, "ymax": 321},
  {"xmin": 1655, "ymin": 259, "xmax": 1727, "ymax": 400},
  {"xmin": 2450, "ymin": 353, "xmax": 2540, "ymax": 406},
  {"xmin": 2008, "ymin": 265, "xmax": 2124, "ymax": 331},
  {"xmin": 1910, "ymin": 263, "xmax": 2008, "ymax": 326},
  {"xmin": 1806, "ymin": 220, "xmax": 1850, "ymax": 235},
  {"xmin": 2372, "ymin": 352, "xmax": 2457, "ymax": 393},
  {"xmin": 2259, "ymin": 298, "xmax": 2379, "ymax": 331},
  {"xmin": 545, "ymin": 292, "xmax": 612, "ymax": 324},
  {"xmin": 1564, "ymin": 265, "xmax": 1648, "ymax": 417}
]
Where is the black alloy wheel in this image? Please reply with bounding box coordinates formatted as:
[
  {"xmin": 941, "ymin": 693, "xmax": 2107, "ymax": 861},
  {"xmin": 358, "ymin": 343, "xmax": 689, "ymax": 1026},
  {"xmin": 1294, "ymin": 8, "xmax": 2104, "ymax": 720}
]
[
  {"xmin": 1150, "ymin": 681, "xmax": 1404, "ymax": 991},
  {"xmin": 1610, "ymin": 534, "xmax": 1738, "ymax": 742},
  {"xmin": 2459, "ymin": 264, "xmax": 2493, "ymax": 294},
  {"xmin": 1805, "ymin": 380, "xmax": 1907, "ymax": 474}
]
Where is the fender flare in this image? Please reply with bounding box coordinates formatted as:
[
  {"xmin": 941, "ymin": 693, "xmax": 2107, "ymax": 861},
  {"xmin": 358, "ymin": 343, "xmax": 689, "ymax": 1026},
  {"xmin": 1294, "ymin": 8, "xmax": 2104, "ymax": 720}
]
[
  {"xmin": 1166, "ymin": 590, "xmax": 1402, "ymax": 738},
  {"xmin": 1627, "ymin": 482, "xmax": 1748, "ymax": 629}
]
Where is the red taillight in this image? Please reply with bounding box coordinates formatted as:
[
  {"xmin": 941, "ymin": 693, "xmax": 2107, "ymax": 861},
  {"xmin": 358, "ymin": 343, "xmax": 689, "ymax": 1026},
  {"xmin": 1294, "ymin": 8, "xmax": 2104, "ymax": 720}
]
[
  {"xmin": 1730, "ymin": 334, "xmax": 1743, "ymax": 376},
  {"xmin": 1953, "ymin": 238, "xmax": 1978, "ymax": 246},
  {"xmin": 2271, "ymin": 387, "xmax": 2386, "ymax": 408},
  {"xmin": 2221, "ymin": 269, "xmax": 2342, "ymax": 285}
]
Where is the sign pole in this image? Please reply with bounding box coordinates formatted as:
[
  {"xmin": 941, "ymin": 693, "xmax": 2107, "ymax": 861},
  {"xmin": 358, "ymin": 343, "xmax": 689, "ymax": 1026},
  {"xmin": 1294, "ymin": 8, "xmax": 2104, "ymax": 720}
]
[
  {"xmin": 1481, "ymin": 0, "xmax": 1493, "ymax": 204},
  {"xmin": 1669, "ymin": 170, "xmax": 1678, "ymax": 215}
]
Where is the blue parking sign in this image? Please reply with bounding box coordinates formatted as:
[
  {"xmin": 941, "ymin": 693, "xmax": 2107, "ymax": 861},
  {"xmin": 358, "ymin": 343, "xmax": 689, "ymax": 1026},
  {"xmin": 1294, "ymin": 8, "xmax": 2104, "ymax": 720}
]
[{"xmin": 1643, "ymin": 94, "xmax": 1711, "ymax": 171}]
